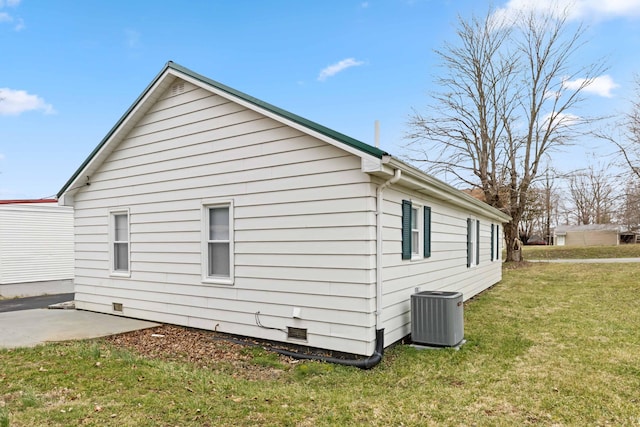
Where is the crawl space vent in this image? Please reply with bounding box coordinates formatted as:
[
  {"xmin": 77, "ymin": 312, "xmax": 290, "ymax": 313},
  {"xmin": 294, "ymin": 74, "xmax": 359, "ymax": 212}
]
[
  {"xmin": 112, "ymin": 302, "xmax": 123, "ymax": 312},
  {"xmin": 171, "ymin": 82, "xmax": 185, "ymax": 96},
  {"xmin": 287, "ymin": 327, "xmax": 307, "ymax": 340}
]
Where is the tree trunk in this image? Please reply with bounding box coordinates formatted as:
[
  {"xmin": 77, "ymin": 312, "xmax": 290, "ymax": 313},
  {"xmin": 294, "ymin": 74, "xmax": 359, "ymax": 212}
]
[{"xmin": 504, "ymin": 220, "xmax": 522, "ymax": 262}]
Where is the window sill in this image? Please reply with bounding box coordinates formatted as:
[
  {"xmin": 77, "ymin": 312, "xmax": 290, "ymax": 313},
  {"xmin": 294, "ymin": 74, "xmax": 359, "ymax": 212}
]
[
  {"xmin": 202, "ymin": 277, "xmax": 234, "ymax": 286},
  {"xmin": 110, "ymin": 271, "xmax": 131, "ymax": 278}
]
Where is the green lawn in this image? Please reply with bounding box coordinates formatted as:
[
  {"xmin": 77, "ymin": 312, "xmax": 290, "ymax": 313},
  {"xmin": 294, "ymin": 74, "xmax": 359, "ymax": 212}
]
[
  {"xmin": 2, "ymin": 263, "xmax": 640, "ymax": 426},
  {"xmin": 520, "ymin": 243, "xmax": 640, "ymax": 260}
]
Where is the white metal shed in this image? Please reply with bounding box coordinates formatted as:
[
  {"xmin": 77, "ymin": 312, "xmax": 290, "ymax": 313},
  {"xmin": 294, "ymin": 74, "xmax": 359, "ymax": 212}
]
[{"xmin": 0, "ymin": 200, "xmax": 74, "ymax": 297}]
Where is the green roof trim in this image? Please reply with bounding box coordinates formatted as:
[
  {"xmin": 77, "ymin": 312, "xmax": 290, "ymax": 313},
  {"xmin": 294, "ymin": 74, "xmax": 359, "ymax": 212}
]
[{"xmin": 58, "ymin": 61, "xmax": 387, "ymax": 197}]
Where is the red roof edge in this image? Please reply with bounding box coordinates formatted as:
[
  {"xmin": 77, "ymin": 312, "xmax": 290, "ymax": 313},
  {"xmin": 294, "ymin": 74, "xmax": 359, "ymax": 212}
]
[{"xmin": 0, "ymin": 199, "xmax": 58, "ymax": 205}]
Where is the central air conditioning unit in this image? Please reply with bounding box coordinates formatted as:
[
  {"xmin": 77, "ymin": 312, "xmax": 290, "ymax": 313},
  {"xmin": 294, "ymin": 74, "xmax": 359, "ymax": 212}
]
[{"xmin": 411, "ymin": 291, "xmax": 464, "ymax": 347}]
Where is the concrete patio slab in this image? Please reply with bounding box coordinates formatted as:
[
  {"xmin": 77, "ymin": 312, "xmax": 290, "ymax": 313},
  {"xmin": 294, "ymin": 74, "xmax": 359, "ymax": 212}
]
[{"xmin": 0, "ymin": 309, "xmax": 159, "ymax": 349}]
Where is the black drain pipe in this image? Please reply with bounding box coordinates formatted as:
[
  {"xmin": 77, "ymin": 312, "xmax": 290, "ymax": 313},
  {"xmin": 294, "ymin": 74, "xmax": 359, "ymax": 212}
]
[{"xmin": 272, "ymin": 329, "xmax": 385, "ymax": 370}]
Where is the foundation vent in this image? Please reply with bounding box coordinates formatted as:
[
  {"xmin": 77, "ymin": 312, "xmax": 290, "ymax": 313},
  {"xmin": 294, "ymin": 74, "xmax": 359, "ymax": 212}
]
[
  {"xmin": 112, "ymin": 302, "xmax": 123, "ymax": 312},
  {"xmin": 287, "ymin": 327, "xmax": 307, "ymax": 341}
]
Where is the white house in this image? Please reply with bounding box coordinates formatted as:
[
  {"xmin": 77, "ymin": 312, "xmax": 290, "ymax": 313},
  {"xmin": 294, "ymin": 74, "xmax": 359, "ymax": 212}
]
[
  {"xmin": 58, "ymin": 62, "xmax": 510, "ymax": 359},
  {"xmin": 0, "ymin": 199, "xmax": 74, "ymax": 297}
]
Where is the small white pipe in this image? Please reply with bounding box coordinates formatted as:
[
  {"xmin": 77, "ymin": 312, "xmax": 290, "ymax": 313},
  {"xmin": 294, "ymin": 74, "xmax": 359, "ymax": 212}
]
[
  {"xmin": 374, "ymin": 120, "xmax": 380, "ymax": 148},
  {"xmin": 375, "ymin": 168, "xmax": 401, "ymax": 329}
]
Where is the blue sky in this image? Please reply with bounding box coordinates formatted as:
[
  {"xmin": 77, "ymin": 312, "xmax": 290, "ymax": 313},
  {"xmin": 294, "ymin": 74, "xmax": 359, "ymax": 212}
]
[{"xmin": 1, "ymin": 0, "xmax": 640, "ymax": 199}]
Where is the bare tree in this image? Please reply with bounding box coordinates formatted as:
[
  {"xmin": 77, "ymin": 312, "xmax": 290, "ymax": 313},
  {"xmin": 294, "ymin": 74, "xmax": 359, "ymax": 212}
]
[
  {"xmin": 568, "ymin": 173, "xmax": 594, "ymax": 225},
  {"xmin": 566, "ymin": 164, "xmax": 617, "ymax": 225},
  {"xmin": 533, "ymin": 170, "xmax": 561, "ymax": 244},
  {"xmin": 519, "ymin": 170, "xmax": 561, "ymax": 244},
  {"xmin": 406, "ymin": 6, "xmax": 605, "ymax": 261},
  {"xmin": 519, "ymin": 187, "xmax": 546, "ymax": 243},
  {"xmin": 601, "ymin": 76, "xmax": 640, "ymax": 180},
  {"xmin": 619, "ymin": 180, "xmax": 640, "ymax": 231}
]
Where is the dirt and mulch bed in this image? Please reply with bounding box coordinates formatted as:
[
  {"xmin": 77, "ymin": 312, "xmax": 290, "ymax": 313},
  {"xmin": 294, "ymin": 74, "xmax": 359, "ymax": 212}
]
[{"xmin": 102, "ymin": 324, "xmax": 299, "ymax": 381}]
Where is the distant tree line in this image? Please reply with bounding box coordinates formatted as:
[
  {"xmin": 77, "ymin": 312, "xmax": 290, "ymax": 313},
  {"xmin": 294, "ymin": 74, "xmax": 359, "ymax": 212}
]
[{"xmin": 517, "ymin": 165, "xmax": 640, "ymax": 244}]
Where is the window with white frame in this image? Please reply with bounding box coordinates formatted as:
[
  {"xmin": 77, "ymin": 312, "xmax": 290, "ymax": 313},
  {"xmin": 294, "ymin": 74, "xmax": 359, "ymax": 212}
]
[
  {"xmin": 402, "ymin": 200, "xmax": 431, "ymax": 260},
  {"xmin": 111, "ymin": 210, "xmax": 130, "ymax": 275},
  {"xmin": 467, "ymin": 218, "xmax": 480, "ymax": 268},
  {"xmin": 202, "ymin": 201, "xmax": 234, "ymax": 284},
  {"xmin": 491, "ymin": 224, "xmax": 500, "ymax": 261},
  {"xmin": 411, "ymin": 206, "xmax": 420, "ymax": 256}
]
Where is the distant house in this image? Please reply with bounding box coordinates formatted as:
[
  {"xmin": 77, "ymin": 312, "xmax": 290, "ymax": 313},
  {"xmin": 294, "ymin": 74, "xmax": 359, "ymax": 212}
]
[
  {"xmin": 554, "ymin": 224, "xmax": 628, "ymax": 246},
  {"xmin": 0, "ymin": 199, "xmax": 74, "ymax": 297},
  {"xmin": 58, "ymin": 62, "xmax": 510, "ymax": 357}
]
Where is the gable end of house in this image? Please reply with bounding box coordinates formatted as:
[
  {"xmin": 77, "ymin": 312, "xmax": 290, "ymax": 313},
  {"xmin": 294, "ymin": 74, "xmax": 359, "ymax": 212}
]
[{"xmin": 58, "ymin": 61, "xmax": 388, "ymax": 201}]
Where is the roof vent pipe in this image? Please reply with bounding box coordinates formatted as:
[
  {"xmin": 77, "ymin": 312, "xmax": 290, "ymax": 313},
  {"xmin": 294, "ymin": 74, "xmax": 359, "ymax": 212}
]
[{"xmin": 374, "ymin": 120, "xmax": 380, "ymax": 148}]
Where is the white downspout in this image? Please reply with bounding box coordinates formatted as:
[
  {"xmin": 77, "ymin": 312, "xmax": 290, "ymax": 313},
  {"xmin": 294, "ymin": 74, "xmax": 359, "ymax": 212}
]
[{"xmin": 375, "ymin": 168, "xmax": 401, "ymax": 329}]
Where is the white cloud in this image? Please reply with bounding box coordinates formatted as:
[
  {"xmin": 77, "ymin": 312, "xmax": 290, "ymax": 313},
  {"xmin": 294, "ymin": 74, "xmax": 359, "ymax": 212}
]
[
  {"xmin": 124, "ymin": 29, "xmax": 141, "ymax": 48},
  {"xmin": 318, "ymin": 58, "xmax": 365, "ymax": 81},
  {"xmin": 13, "ymin": 16, "xmax": 23, "ymax": 30},
  {"xmin": 563, "ymin": 75, "xmax": 619, "ymax": 97},
  {"xmin": 0, "ymin": 88, "xmax": 55, "ymax": 115},
  {"xmin": 494, "ymin": 0, "xmax": 640, "ymax": 22},
  {"xmin": 580, "ymin": 0, "xmax": 640, "ymax": 18},
  {"xmin": 0, "ymin": 11, "xmax": 22, "ymax": 31},
  {"xmin": 544, "ymin": 89, "xmax": 562, "ymax": 100},
  {"xmin": 543, "ymin": 111, "xmax": 581, "ymax": 129},
  {"xmin": 0, "ymin": 0, "xmax": 24, "ymax": 31}
]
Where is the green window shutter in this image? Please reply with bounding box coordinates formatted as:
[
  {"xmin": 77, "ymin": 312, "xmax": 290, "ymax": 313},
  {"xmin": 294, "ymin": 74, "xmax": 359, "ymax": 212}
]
[
  {"xmin": 423, "ymin": 206, "xmax": 431, "ymax": 258},
  {"xmin": 402, "ymin": 200, "xmax": 412, "ymax": 260},
  {"xmin": 466, "ymin": 218, "xmax": 472, "ymax": 268},
  {"xmin": 476, "ymin": 220, "xmax": 480, "ymax": 266},
  {"xmin": 491, "ymin": 224, "xmax": 495, "ymax": 261}
]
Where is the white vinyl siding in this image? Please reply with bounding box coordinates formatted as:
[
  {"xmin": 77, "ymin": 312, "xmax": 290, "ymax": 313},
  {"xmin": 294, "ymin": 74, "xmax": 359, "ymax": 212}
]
[
  {"xmin": 71, "ymin": 79, "xmax": 377, "ymax": 356},
  {"xmin": 0, "ymin": 204, "xmax": 74, "ymax": 285},
  {"xmin": 380, "ymin": 187, "xmax": 503, "ymax": 347}
]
